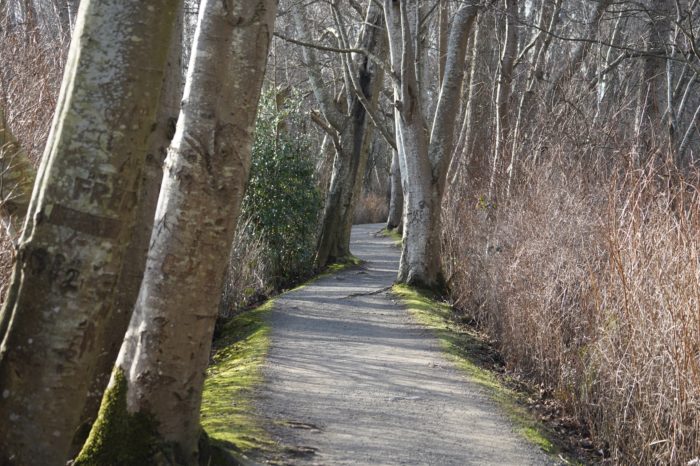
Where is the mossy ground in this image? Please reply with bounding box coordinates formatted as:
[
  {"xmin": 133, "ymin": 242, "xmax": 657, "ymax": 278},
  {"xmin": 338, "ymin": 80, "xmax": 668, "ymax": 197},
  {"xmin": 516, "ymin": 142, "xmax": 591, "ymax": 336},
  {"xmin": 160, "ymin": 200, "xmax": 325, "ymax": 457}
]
[
  {"xmin": 202, "ymin": 262, "xmax": 358, "ymax": 462},
  {"xmin": 379, "ymin": 227, "xmax": 402, "ymax": 245},
  {"xmin": 200, "ymin": 300, "xmax": 276, "ymax": 458},
  {"xmin": 392, "ymin": 284, "xmax": 573, "ymax": 462},
  {"xmin": 323, "ymin": 254, "xmax": 363, "ymax": 274}
]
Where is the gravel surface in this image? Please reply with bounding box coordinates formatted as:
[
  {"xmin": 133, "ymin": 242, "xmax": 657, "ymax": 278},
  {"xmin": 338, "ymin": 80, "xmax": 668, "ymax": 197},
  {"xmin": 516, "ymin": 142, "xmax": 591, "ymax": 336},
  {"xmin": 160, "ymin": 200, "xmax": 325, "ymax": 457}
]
[{"xmin": 254, "ymin": 223, "xmax": 555, "ymax": 465}]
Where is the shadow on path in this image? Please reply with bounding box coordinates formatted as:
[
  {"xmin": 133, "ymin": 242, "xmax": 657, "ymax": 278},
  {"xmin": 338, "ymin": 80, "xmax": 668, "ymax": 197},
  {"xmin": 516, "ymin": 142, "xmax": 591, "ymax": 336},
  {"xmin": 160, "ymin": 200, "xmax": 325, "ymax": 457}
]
[{"xmin": 255, "ymin": 223, "xmax": 553, "ymax": 465}]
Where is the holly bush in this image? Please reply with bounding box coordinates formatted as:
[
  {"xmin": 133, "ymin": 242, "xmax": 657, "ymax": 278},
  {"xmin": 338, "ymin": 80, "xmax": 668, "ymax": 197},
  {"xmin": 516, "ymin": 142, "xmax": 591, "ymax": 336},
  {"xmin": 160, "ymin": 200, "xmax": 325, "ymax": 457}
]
[{"xmin": 240, "ymin": 89, "xmax": 322, "ymax": 289}]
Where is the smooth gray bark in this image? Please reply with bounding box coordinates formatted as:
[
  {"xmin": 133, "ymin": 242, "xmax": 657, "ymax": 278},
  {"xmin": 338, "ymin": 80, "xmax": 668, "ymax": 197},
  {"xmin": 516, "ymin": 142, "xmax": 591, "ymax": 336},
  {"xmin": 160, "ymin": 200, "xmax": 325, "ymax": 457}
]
[
  {"xmin": 77, "ymin": 0, "xmax": 276, "ymax": 463},
  {"xmin": 387, "ymin": 149, "xmax": 403, "ymax": 230},
  {"xmin": 68, "ymin": 5, "xmax": 185, "ymax": 454},
  {"xmin": 384, "ymin": 0, "xmax": 477, "ymax": 288},
  {"xmin": 488, "ymin": 0, "xmax": 518, "ymax": 198},
  {"xmin": 634, "ymin": 0, "xmax": 673, "ymax": 161},
  {"xmin": 293, "ymin": 1, "xmax": 386, "ymax": 268},
  {"xmin": 0, "ymin": 0, "xmax": 178, "ymax": 463}
]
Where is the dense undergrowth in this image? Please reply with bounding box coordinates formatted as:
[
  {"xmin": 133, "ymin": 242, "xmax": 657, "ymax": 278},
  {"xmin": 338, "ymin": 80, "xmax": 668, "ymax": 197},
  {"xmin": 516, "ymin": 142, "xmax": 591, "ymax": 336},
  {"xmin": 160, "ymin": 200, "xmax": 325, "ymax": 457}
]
[
  {"xmin": 219, "ymin": 90, "xmax": 322, "ymax": 316},
  {"xmin": 353, "ymin": 191, "xmax": 388, "ymax": 225},
  {"xmin": 444, "ymin": 149, "xmax": 700, "ymax": 464}
]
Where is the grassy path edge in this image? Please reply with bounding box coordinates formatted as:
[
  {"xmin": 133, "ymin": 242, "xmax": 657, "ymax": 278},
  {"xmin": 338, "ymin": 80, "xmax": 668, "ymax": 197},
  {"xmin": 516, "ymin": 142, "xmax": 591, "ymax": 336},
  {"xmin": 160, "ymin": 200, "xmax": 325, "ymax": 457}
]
[
  {"xmin": 200, "ymin": 259, "xmax": 362, "ymax": 463},
  {"xmin": 392, "ymin": 284, "xmax": 576, "ymax": 465}
]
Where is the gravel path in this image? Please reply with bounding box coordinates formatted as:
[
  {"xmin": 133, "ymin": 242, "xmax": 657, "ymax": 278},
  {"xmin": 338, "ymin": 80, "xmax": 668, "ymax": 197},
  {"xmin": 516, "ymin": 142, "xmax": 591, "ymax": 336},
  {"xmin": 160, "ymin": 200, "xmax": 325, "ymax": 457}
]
[{"xmin": 255, "ymin": 223, "xmax": 554, "ymax": 465}]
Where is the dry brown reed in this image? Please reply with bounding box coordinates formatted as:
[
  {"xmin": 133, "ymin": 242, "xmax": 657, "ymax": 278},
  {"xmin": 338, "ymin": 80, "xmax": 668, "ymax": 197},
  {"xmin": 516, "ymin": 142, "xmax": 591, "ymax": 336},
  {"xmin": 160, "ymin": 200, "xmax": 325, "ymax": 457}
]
[
  {"xmin": 444, "ymin": 140, "xmax": 700, "ymax": 464},
  {"xmin": 353, "ymin": 191, "xmax": 388, "ymax": 225}
]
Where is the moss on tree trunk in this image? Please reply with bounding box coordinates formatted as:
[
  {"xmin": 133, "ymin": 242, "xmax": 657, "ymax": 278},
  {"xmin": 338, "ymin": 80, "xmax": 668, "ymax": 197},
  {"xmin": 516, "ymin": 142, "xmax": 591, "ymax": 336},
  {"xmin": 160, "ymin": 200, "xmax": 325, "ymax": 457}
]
[{"xmin": 73, "ymin": 369, "xmax": 164, "ymax": 466}]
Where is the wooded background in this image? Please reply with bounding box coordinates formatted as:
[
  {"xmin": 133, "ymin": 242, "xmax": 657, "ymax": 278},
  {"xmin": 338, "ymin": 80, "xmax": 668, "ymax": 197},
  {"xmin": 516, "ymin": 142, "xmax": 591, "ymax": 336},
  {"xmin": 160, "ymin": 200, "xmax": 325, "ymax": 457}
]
[{"xmin": 0, "ymin": 0, "xmax": 698, "ymax": 464}]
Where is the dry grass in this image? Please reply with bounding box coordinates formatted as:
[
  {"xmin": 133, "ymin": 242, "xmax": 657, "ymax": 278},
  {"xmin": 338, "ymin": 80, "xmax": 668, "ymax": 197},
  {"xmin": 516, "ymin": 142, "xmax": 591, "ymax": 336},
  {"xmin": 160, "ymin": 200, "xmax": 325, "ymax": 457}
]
[
  {"xmin": 445, "ymin": 148, "xmax": 700, "ymax": 464},
  {"xmin": 0, "ymin": 21, "xmax": 68, "ymax": 163},
  {"xmin": 0, "ymin": 17, "xmax": 69, "ymax": 300},
  {"xmin": 353, "ymin": 191, "xmax": 388, "ymax": 225},
  {"xmin": 219, "ymin": 218, "xmax": 273, "ymax": 318}
]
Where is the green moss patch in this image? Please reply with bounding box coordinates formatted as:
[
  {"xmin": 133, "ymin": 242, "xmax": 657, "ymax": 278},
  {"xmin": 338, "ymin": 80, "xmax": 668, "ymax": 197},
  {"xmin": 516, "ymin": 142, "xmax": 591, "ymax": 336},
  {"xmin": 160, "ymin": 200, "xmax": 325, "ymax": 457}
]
[
  {"xmin": 323, "ymin": 254, "xmax": 363, "ymax": 274},
  {"xmin": 200, "ymin": 300, "xmax": 276, "ymax": 456},
  {"xmin": 379, "ymin": 227, "xmax": 402, "ymax": 245},
  {"xmin": 74, "ymin": 369, "xmax": 163, "ymax": 465},
  {"xmin": 392, "ymin": 285, "xmax": 564, "ymax": 459}
]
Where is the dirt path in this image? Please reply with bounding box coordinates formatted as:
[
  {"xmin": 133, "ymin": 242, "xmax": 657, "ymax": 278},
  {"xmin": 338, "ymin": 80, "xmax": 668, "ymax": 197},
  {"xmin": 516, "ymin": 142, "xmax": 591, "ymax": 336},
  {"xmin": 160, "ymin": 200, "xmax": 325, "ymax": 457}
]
[{"xmin": 254, "ymin": 223, "xmax": 554, "ymax": 465}]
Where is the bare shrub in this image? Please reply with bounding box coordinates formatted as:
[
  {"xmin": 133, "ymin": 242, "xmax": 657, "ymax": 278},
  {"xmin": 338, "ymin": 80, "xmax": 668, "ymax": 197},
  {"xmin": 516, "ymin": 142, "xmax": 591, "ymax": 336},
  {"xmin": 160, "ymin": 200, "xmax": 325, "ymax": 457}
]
[
  {"xmin": 219, "ymin": 217, "xmax": 272, "ymax": 318},
  {"xmin": 0, "ymin": 16, "xmax": 69, "ymax": 299},
  {"xmin": 353, "ymin": 191, "xmax": 388, "ymax": 224},
  {"xmin": 444, "ymin": 150, "xmax": 700, "ymax": 463},
  {"xmin": 0, "ymin": 20, "xmax": 68, "ymax": 163}
]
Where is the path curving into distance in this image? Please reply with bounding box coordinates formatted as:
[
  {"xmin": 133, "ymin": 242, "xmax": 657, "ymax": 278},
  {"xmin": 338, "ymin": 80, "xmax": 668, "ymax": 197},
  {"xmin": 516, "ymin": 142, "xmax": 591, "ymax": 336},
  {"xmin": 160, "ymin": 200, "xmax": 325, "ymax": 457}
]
[{"xmin": 254, "ymin": 223, "xmax": 555, "ymax": 465}]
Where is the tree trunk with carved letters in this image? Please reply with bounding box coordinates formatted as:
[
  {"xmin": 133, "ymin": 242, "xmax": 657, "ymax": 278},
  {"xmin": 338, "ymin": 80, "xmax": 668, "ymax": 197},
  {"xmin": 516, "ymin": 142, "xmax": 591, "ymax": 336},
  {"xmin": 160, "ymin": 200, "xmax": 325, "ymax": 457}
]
[
  {"xmin": 68, "ymin": 5, "xmax": 185, "ymax": 455},
  {"xmin": 75, "ymin": 0, "xmax": 277, "ymax": 464},
  {"xmin": 0, "ymin": 1, "xmax": 179, "ymax": 463}
]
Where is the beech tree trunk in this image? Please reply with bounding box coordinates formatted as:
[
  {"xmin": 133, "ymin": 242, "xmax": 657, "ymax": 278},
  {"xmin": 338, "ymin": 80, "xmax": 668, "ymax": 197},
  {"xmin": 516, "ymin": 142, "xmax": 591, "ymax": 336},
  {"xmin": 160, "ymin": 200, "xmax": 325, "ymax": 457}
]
[
  {"xmin": 447, "ymin": 18, "xmax": 483, "ymax": 185},
  {"xmin": 0, "ymin": 1, "xmax": 178, "ymax": 463},
  {"xmin": 488, "ymin": 0, "xmax": 518, "ymax": 198},
  {"xmin": 75, "ymin": 1, "xmax": 276, "ymax": 464},
  {"xmin": 317, "ymin": 2, "xmax": 385, "ymax": 267},
  {"xmin": 293, "ymin": 1, "xmax": 386, "ymax": 268},
  {"xmin": 634, "ymin": 0, "xmax": 673, "ymax": 161},
  {"xmin": 68, "ymin": 5, "xmax": 185, "ymax": 454},
  {"xmin": 384, "ymin": 0, "xmax": 477, "ymax": 288}
]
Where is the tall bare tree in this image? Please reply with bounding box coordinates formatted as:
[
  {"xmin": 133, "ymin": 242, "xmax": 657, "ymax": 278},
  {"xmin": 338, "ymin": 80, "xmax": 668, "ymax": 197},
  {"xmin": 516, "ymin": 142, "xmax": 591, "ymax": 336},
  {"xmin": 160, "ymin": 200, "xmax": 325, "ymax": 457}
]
[
  {"xmin": 384, "ymin": 0, "xmax": 478, "ymax": 288},
  {"xmin": 0, "ymin": 0, "xmax": 179, "ymax": 463},
  {"xmin": 292, "ymin": 0, "xmax": 388, "ymax": 267},
  {"xmin": 488, "ymin": 0, "xmax": 518, "ymax": 198}
]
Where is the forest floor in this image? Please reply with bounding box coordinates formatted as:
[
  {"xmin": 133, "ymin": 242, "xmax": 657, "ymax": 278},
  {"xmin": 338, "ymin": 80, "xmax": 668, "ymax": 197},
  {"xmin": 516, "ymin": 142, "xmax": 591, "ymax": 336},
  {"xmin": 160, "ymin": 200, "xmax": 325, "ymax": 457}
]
[{"xmin": 227, "ymin": 223, "xmax": 560, "ymax": 465}]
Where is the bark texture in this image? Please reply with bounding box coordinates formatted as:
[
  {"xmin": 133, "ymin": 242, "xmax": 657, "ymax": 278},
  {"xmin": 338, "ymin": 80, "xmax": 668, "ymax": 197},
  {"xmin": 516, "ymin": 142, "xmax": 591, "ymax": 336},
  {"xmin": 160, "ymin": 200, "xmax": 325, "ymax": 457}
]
[
  {"xmin": 69, "ymin": 5, "xmax": 185, "ymax": 454},
  {"xmin": 76, "ymin": 0, "xmax": 276, "ymax": 464},
  {"xmin": 488, "ymin": 0, "xmax": 518, "ymax": 197},
  {"xmin": 384, "ymin": 0, "xmax": 477, "ymax": 288},
  {"xmin": 0, "ymin": 1, "xmax": 178, "ymax": 463},
  {"xmin": 634, "ymin": 0, "xmax": 673, "ymax": 160}
]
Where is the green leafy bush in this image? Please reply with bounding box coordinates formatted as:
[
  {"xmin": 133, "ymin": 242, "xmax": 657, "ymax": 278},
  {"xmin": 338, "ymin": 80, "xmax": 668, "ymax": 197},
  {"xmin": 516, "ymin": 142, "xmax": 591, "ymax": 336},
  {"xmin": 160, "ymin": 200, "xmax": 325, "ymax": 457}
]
[{"xmin": 240, "ymin": 89, "xmax": 321, "ymax": 289}]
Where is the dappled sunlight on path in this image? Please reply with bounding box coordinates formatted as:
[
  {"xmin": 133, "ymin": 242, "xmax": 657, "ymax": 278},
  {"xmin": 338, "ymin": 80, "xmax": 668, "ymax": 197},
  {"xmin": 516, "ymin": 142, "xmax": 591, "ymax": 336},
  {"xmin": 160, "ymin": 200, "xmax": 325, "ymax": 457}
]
[{"xmin": 255, "ymin": 224, "xmax": 554, "ymax": 465}]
